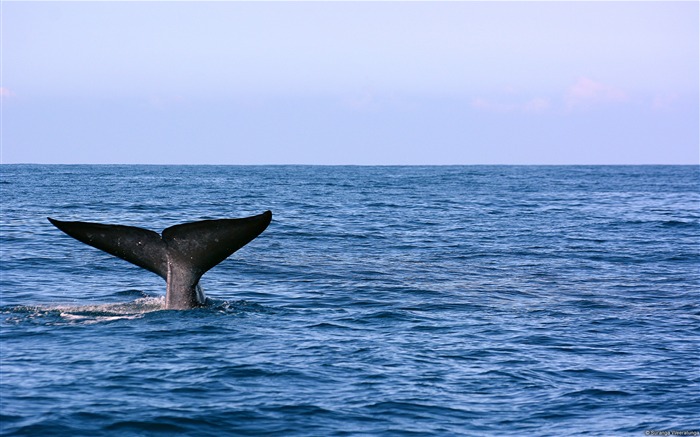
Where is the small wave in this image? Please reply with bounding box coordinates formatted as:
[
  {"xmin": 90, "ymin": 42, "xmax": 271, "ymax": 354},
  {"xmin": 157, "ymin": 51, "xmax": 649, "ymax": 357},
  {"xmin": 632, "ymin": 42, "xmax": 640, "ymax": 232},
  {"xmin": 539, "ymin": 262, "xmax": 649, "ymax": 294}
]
[
  {"xmin": 614, "ymin": 219, "xmax": 699, "ymax": 229},
  {"xmin": 104, "ymin": 418, "xmax": 192, "ymax": 434},
  {"xmin": 113, "ymin": 289, "xmax": 152, "ymax": 297},
  {"xmin": 208, "ymin": 299, "xmax": 276, "ymax": 316},
  {"xmin": 562, "ymin": 388, "xmax": 632, "ymax": 397},
  {"xmin": 660, "ymin": 220, "xmax": 698, "ymax": 228}
]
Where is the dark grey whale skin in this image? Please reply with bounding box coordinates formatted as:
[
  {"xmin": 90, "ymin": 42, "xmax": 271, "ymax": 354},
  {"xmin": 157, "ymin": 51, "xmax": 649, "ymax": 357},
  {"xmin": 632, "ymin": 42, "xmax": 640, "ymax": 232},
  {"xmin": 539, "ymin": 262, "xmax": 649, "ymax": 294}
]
[{"xmin": 47, "ymin": 211, "xmax": 272, "ymax": 310}]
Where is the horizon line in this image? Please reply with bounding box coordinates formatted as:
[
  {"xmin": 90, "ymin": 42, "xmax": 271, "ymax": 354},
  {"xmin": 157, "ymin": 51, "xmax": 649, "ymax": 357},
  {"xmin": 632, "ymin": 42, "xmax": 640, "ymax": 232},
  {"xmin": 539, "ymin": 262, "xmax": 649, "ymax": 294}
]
[{"xmin": 2, "ymin": 162, "xmax": 698, "ymax": 167}]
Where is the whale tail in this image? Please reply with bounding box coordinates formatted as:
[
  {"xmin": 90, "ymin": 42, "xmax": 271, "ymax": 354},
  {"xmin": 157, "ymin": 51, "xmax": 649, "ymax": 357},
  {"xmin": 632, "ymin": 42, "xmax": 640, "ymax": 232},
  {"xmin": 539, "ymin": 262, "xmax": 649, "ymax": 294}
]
[{"xmin": 48, "ymin": 211, "xmax": 272, "ymax": 309}]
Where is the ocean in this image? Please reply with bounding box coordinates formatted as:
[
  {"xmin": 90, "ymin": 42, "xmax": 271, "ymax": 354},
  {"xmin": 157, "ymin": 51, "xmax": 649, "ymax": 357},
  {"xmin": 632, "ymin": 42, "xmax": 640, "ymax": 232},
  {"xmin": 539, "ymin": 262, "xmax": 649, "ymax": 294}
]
[{"xmin": 1, "ymin": 165, "xmax": 698, "ymax": 436}]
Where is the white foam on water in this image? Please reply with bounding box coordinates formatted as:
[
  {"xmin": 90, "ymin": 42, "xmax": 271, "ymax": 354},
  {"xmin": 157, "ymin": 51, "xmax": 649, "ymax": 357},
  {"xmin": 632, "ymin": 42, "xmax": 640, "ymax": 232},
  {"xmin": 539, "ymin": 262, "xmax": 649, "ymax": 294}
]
[{"xmin": 39, "ymin": 296, "xmax": 167, "ymax": 324}]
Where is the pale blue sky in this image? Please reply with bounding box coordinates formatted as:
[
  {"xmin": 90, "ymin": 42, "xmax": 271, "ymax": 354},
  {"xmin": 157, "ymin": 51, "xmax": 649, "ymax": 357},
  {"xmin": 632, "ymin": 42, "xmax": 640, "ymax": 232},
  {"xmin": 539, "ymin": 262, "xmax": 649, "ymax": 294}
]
[{"xmin": 2, "ymin": 1, "xmax": 698, "ymax": 164}]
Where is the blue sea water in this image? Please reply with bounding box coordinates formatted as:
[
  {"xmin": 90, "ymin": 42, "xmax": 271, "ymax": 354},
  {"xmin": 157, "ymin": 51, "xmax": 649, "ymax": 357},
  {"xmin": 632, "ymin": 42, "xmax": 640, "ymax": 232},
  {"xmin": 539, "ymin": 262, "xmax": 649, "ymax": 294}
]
[{"xmin": 1, "ymin": 165, "xmax": 698, "ymax": 436}]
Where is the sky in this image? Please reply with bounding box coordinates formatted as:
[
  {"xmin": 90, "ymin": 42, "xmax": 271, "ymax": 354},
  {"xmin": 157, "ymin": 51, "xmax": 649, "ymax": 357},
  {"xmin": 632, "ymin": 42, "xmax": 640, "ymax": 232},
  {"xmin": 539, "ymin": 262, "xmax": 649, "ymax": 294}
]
[{"xmin": 1, "ymin": 1, "xmax": 698, "ymax": 165}]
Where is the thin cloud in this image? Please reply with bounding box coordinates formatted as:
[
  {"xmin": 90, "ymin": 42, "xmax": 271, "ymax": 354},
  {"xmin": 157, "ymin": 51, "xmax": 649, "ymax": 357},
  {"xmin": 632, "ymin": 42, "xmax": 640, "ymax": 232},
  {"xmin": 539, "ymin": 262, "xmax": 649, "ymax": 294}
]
[
  {"xmin": 565, "ymin": 77, "xmax": 626, "ymax": 110},
  {"xmin": 0, "ymin": 87, "xmax": 16, "ymax": 98},
  {"xmin": 651, "ymin": 92, "xmax": 679, "ymax": 111}
]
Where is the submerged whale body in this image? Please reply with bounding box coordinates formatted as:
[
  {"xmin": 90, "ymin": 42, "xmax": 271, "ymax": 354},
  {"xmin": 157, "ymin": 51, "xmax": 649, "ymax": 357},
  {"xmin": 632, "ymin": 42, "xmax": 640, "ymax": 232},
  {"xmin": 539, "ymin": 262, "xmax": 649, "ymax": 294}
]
[{"xmin": 48, "ymin": 211, "xmax": 272, "ymax": 310}]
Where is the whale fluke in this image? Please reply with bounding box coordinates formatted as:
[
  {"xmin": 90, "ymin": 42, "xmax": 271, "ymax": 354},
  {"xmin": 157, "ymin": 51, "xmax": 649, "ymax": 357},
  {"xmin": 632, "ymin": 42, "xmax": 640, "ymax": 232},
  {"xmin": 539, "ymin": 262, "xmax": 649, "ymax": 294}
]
[{"xmin": 48, "ymin": 211, "xmax": 272, "ymax": 309}]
